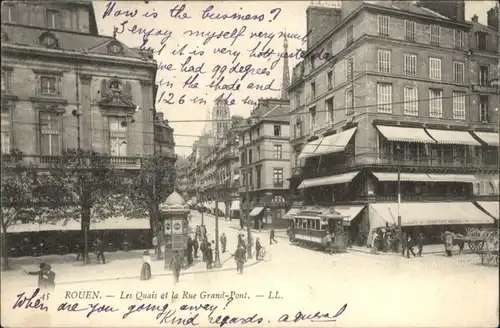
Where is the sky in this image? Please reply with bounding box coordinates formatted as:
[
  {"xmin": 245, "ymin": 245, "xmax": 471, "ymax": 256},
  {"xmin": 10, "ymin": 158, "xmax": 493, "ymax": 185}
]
[{"xmin": 93, "ymin": 1, "xmax": 498, "ymax": 157}]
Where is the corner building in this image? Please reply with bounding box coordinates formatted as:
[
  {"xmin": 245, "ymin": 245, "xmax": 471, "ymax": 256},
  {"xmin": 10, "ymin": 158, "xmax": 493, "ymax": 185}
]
[{"xmin": 288, "ymin": 1, "xmax": 499, "ymax": 245}]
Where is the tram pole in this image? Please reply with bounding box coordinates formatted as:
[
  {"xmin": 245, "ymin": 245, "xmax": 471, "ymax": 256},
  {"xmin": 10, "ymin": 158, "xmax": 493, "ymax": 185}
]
[
  {"xmin": 245, "ymin": 169, "xmax": 252, "ymax": 259},
  {"xmin": 396, "ymin": 144, "xmax": 403, "ymax": 253},
  {"xmin": 214, "ymin": 198, "xmax": 221, "ymax": 268}
]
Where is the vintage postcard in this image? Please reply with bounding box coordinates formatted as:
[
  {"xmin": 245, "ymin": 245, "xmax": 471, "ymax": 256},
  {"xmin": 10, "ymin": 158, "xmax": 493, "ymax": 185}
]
[{"xmin": 1, "ymin": 0, "xmax": 499, "ymax": 327}]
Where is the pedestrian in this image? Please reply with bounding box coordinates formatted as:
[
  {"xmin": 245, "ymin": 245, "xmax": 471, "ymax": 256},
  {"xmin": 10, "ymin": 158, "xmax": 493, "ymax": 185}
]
[
  {"xmin": 406, "ymin": 233, "xmax": 416, "ymax": 258},
  {"xmin": 24, "ymin": 263, "xmax": 55, "ymax": 291},
  {"xmin": 94, "ymin": 237, "xmax": 106, "ymax": 264},
  {"xmin": 170, "ymin": 251, "xmax": 181, "ymax": 283},
  {"xmin": 259, "ymin": 220, "xmax": 263, "ymax": 232},
  {"xmin": 371, "ymin": 230, "xmax": 378, "ymax": 254},
  {"xmin": 193, "ymin": 238, "xmax": 199, "ymax": 259},
  {"xmin": 444, "ymin": 231, "xmax": 453, "ymax": 257},
  {"xmin": 186, "ymin": 236, "xmax": 193, "ymax": 266},
  {"xmin": 201, "ymin": 225, "xmax": 207, "ymax": 241},
  {"xmin": 152, "ymin": 235, "xmax": 158, "ymax": 254},
  {"xmin": 401, "ymin": 232, "xmax": 407, "ymax": 256},
  {"xmin": 324, "ymin": 231, "xmax": 333, "ymax": 255},
  {"xmin": 235, "ymin": 246, "xmax": 245, "ymax": 274},
  {"xmin": 220, "ymin": 233, "xmax": 227, "ymax": 253},
  {"xmin": 416, "ymin": 232, "xmax": 424, "ymax": 257},
  {"xmin": 140, "ymin": 251, "xmax": 152, "ymax": 281},
  {"xmin": 206, "ymin": 243, "xmax": 213, "ymax": 269},
  {"xmin": 255, "ymin": 237, "xmax": 262, "ymax": 261},
  {"xmin": 270, "ymin": 229, "xmax": 278, "ymax": 245},
  {"xmin": 201, "ymin": 238, "xmax": 207, "ymax": 262}
]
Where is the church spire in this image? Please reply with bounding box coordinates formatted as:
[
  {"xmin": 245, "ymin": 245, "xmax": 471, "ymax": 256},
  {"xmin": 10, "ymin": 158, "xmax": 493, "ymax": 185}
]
[{"xmin": 280, "ymin": 34, "xmax": 290, "ymax": 100}]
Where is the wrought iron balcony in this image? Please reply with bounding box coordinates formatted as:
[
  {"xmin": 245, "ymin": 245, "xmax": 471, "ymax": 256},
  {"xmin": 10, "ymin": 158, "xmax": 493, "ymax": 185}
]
[{"xmin": 1, "ymin": 155, "xmax": 143, "ymax": 170}]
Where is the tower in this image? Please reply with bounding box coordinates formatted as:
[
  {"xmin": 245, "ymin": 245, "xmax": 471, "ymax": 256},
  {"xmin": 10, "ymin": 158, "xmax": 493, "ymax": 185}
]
[
  {"xmin": 211, "ymin": 99, "xmax": 231, "ymax": 143},
  {"xmin": 281, "ymin": 35, "xmax": 290, "ymax": 100}
]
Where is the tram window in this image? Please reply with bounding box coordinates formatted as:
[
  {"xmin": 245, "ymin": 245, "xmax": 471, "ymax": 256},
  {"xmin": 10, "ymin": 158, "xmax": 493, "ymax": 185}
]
[
  {"xmin": 321, "ymin": 224, "xmax": 329, "ymax": 231},
  {"xmin": 314, "ymin": 220, "xmax": 319, "ymax": 230},
  {"xmin": 302, "ymin": 220, "xmax": 307, "ymax": 229}
]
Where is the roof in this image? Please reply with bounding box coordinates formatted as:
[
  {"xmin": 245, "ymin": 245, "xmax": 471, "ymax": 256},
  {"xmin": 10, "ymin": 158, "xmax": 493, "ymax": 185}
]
[
  {"xmin": 1, "ymin": 24, "xmax": 146, "ymax": 60},
  {"xmin": 369, "ymin": 1, "xmax": 450, "ymax": 20},
  {"xmin": 164, "ymin": 191, "xmax": 186, "ymax": 206},
  {"xmin": 261, "ymin": 105, "xmax": 289, "ymax": 123}
]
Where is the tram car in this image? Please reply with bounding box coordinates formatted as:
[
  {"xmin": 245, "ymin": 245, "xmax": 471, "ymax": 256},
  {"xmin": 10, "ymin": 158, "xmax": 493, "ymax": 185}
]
[{"xmin": 291, "ymin": 208, "xmax": 347, "ymax": 253}]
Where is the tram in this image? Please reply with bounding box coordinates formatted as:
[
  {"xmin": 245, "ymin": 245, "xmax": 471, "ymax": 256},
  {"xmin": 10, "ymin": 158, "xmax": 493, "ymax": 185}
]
[{"xmin": 291, "ymin": 208, "xmax": 347, "ymax": 253}]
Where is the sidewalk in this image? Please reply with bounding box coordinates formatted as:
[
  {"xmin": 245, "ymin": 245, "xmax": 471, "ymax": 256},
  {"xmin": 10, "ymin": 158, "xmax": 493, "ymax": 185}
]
[
  {"xmin": 349, "ymin": 244, "xmax": 472, "ymax": 256},
  {"xmin": 2, "ymin": 249, "xmax": 260, "ymax": 286}
]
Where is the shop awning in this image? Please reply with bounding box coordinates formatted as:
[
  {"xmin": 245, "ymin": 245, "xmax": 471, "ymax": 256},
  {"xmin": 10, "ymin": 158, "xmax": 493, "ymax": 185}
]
[
  {"xmin": 334, "ymin": 205, "xmax": 365, "ymax": 225},
  {"xmin": 473, "ymin": 131, "xmax": 499, "ymax": 146},
  {"xmin": 249, "ymin": 207, "xmax": 264, "ymax": 216},
  {"xmin": 186, "ymin": 200, "xmax": 193, "ymax": 206},
  {"xmin": 297, "ymin": 139, "xmax": 322, "ymax": 160},
  {"xmin": 283, "ymin": 207, "xmax": 301, "ymax": 220},
  {"xmin": 425, "ymin": 129, "xmax": 481, "ymax": 146},
  {"xmin": 230, "ymin": 200, "xmax": 240, "ymax": 211},
  {"xmin": 314, "ymin": 127, "xmax": 357, "ymax": 156},
  {"xmin": 372, "ymin": 172, "xmax": 435, "ymax": 182},
  {"xmin": 8, "ymin": 217, "xmax": 151, "ymax": 233},
  {"xmin": 297, "ymin": 171, "xmax": 360, "ymax": 189},
  {"xmin": 369, "ymin": 202, "xmax": 494, "ymax": 227},
  {"xmin": 376, "ymin": 125, "xmax": 435, "ymax": 144},
  {"xmin": 476, "ymin": 201, "xmax": 499, "ymax": 220},
  {"xmin": 372, "ymin": 172, "xmax": 478, "ymax": 183}
]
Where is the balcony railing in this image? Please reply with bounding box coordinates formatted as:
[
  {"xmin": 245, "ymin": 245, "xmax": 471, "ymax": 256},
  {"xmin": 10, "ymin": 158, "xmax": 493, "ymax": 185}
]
[
  {"xmin": 472, "ymin": 84, "xmax": 499, "ymax": 94},
  {"xmin": 302, "ymin": 152, "xmax": 498, "ymax": 178},
  {"xmin": 2, "ymin": 155, "xmax": 144, "ymax": 169}
]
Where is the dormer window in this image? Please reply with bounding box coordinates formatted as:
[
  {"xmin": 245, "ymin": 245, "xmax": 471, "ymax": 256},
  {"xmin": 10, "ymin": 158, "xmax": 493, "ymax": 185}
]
[
  {"xmin": 476, "ymin": 32, "xmax": 487, "ymax": 51},
  {"xmin": 46, "ymin": 9, "xmax": 60, "ymax": 29}
]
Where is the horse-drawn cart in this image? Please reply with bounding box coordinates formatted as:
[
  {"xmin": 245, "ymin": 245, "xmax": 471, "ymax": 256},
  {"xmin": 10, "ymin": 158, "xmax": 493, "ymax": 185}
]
[
  {"xmin": 475, "ymin": 229, "xmax": 499, "ymax": 266},
  {"xmin": 450, "ymin": 228, "xmax": 487, "ymax": 253}
]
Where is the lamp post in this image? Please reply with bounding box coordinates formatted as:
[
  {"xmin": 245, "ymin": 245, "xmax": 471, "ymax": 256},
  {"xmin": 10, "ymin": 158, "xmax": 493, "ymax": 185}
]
[
  {"xmin": 214, "ymin": 193, "xmax": 222, "ymax": 268},
  {"xmin": 396, "ymin": 144, "xmax": 403, "ymax": 254},
  {"xmin": 245, "ymin": 168, "xmax": 253, "ymax": 259}
]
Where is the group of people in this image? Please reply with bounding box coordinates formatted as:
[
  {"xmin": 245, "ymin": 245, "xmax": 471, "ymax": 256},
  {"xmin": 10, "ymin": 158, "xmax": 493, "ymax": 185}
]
[{"xmin": 370, "ymin": 229, "xmax": 425, "ymax": 258}]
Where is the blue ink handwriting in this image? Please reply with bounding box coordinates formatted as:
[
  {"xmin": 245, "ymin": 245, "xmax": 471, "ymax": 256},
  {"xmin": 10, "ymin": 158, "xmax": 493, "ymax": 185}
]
[
  {"xmin": 201, "ymin": 5, "xmax": 266, "ymax": 22},
  {"xmin": 57, "ymin": 302, "xmax": 118, "ymax": 318},
  {"xmin": 211, "ymin": 62, "xmax": 270, "ymax": 81},
  {"xmin": 277, "ymin": 303, "xmax": 347, "ymax": 323},
  {"xmin": 184, "ymin": 27, "xmax": 247, "ymax": 46},
  {"xmin": 269, "ymin": 8, "xmax": 281, "ymax": 22},
  {"xmin": 102, "ymin": 1, "xmax": 137, "ymax": 19},
  {"xmin": 12, "ymin": 288, "xmax": 49, "ymax": 313},
  {"xmin": 170, "ymin": 4, "xmax": 191, "ymax": 20}
]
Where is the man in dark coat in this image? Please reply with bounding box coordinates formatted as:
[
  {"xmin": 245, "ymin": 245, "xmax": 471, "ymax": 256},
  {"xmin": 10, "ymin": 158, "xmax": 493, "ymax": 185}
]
[
  {"xmin": 170, "ymin": 251, "xmax": 182, "ymax": 283},
  {"xmin": 195, "ymin": 225, "xmax": 201, "ymax": 241},
  {"xmin": 25, "ymin": 263, "xmax": 55, "ymax": 291},
  {"xmin": 405, "ymin": 233, "xmax": 416, "ymax": 258},
  {"xmin": 255, "ymin": 237, "xmax": 262, "ymax": 261},
  {"xmin": 235, "ymin": 246, "xmax": 245, "ymax": 274},
  {"xmin": 220, "ymin": 233, "xmax": 227, "ymax": 253},
  {"xmin": 186, "ymin": 237, "xmax": 193, "ymax": 265},
  {"xmin": 270, "ymin": 229, "xmax": 278, "ymax": 245},
  {"xmin": 416, "ymin": 233, "xmax": 424, "ymax": 257},
  {"xmin": 94, "ymin": 237, "xmax": 106, "ymax": 264},
  {"xmin": 193, "ymin": 238, "xmax": 199, "ymax": 259},
  {"xmin": 205, "ymin": 243, "xmax": 213, "ymax": 269}
]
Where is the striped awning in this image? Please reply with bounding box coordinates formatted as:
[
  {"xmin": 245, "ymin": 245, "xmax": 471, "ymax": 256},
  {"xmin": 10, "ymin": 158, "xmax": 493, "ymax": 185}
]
[
  {"xmin": 473, "ymin": 132, "xmax": 499, "ymax": 146},
  {"xmin": 372, "ymin": 172, "xmax": 478, "ymax": 183},
  {"xmin": 249, "ymin": 207, "xmax": 264, "ymax": 216},
  {"xmin": 376, "ymin": 125, "xmax": 435, "ymax": 144},
  {"xmin": 298, "ymin": 171, "xmax": 360, "ymax": 189},
  {"xmin": 314, "ymin": 127, "xmax": 357, "ymax": 156},
  {"xmin": 425, "ymin": 129, "xmax": 481, "ymax": 146},
  {"xmin": 284, "ymin": 207, "xmax": 301, "ymax": 220},
  {"xmin": 426, "ymin": 174, "xmax": 478, "ymax": 183},
  {"xmin": 297, "ymin": 138, "xmax": 322, "ymax": 160},
  {"xmin": 477, "ymin": 201, "xmax": 499, "ymax": 220}
]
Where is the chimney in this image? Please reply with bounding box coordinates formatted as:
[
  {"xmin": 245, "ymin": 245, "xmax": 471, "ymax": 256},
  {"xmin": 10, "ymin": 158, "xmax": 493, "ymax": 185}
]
[
  {"xmin": 487, "ymin": 7, "xmax": 499, "ymax": 30},
  {"xmin": 419, "ymin": 0, "xmax": 465, "ymax": 21},
  {"xmin": 306, "ymin": 4, "xmax": 342, "ymax": 49},
  {"xmin": 471, "ymin": 15, "xmax": 479, "ymax": 23},
  {"xmin": 156, "ymin": 112, "xmax": 164, "ymax": 122}
]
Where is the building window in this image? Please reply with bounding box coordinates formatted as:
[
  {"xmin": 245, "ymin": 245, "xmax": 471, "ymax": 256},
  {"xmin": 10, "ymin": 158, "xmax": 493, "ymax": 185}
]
[
  {"xmin": 453, "ymin": 61, "xmax": 465, "ymax": 84},
  {"xmin": 378, "ymin": 15, "xmax": 389, "ymax": 36},
  {"xmin": 294, "ymin": 117, "xmax": 301, "ymax": 138},
  {"xmin": 2, "ymin": 4, "xmax": 17, "ymax": 23},
  {"xmin": 327, "ymin": 71, "xmax": 333, "ymax": 90},
  {"xmin": 479, "ymin": 95, "xmax": 489, "ymax": 122},
  {"xmin": 345, "ymin": 89, "xmax": 354, "ymax": 117},
  {"xmin": 377, "ymin": 83, "xmax": 392, "ymax": 113},
  {"xmin": 273, "ymin": 124, "xmax": 281, "ymax": 137},
  {"xmin": 430, "ymin": 25, "xmax": 440, "ymax": 45},
  {"xmin": 256, "ymin": 127, "xmax": 260, "ymax": 138},
  {"xmin": 273, "ymin": 168, "xmax": 283, "ymax": 187},
  {"xmin": 256, "ymin": 167, "xmax": 261, "ymax": 189},
  {"xmin": 452, "ymin": 92, "xmax": 466, "ymax": 120},
  {"xmin": 256, "ymin": 145, "xmax": 260, "ymax": 161},
  {"xmin": 346, "ymin": 25, "xmax": 353, "ymax": 45},
  {"xmin": 295, "ymin": 90, "xmax": 301, "ymax": 106},
  {"xmin": 429, "ymin": 57, "xmax": 441, "ymax": 80},
  {"xmin": 405, "ymin": 20, "xmax": 416, "ymax": 42},
  {"xmin": 476, "ymin": 32, "xmax": 487, "ymax": 51},
  {"xmin": 1, "ymin": 109, "xmax": 11, "ymax": 154},
  {"xmin": 345, "ymin": 57, "xmax": 354, "ymax": 80},
  {"xmin": 40, "ymin": 112, "xmax": 62, "ymax": 156},
  {"xmin": 310, "ymin": 82, "xmax": 316, "ymax": 99},
  {"xmin": 310, "ymin": 56, "xmax": 316, "ymax": 70},
  {"xmin": 309, "ymin": 107, "xmax": 316, "ymax": 130},
  {"xmin": 274, "ymin": 144, "xmax": 282, "ymax": 159},
  {"xmin": 248, "ymin": 149, "xmax": 252, "ymax": 164},
  {"xmin": 46, "ymin": 9, "xmax": 60, "ymax": 29},
  {"xmin": 1, "ymin": 71, "xmax": 9, "ymax": 93},
  {"xmin": 479, "ymin": 66, "xmax": 489, "ymax": 86},
  {"xmin": 454, "ymin": 30, "xmax": 465, "ymax": 49},
  {"xmin": 40, "ymin": 76, "xmax": 57, "ymax": 95},
  {"xmin": 249, "ymin": 131, "xmax": 253, "ymax": 142},
  {"xmin": 429, "ymin": 89, "xmax": 443, "ymax": 118},
  {"xmin": 378, "ymin": 50, "xmax": 391, "ymax": 73},
  {"xmin": 109, "ymin": 116, "xmax": 127, "ymax": 156},
  {"xmin": 404, "ymin": 54, "xmax": 417, "ymax": 76},
  {"xmin": 326, "ymin": 98, "xmax": 334, "ymax": 124},
  {"xmin": 403, "ymin": 86, "xmax": 418, "ymax": 116}
]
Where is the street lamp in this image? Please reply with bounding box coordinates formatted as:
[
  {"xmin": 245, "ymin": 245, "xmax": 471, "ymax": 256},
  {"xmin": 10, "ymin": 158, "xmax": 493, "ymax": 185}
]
[
  {"xmin": 396, "ymin": 144, "xmax": 403, "ymax": 254},
  {"xmin": 245, "ymin": 168, "xmax": 253, "ymax": 259}
]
